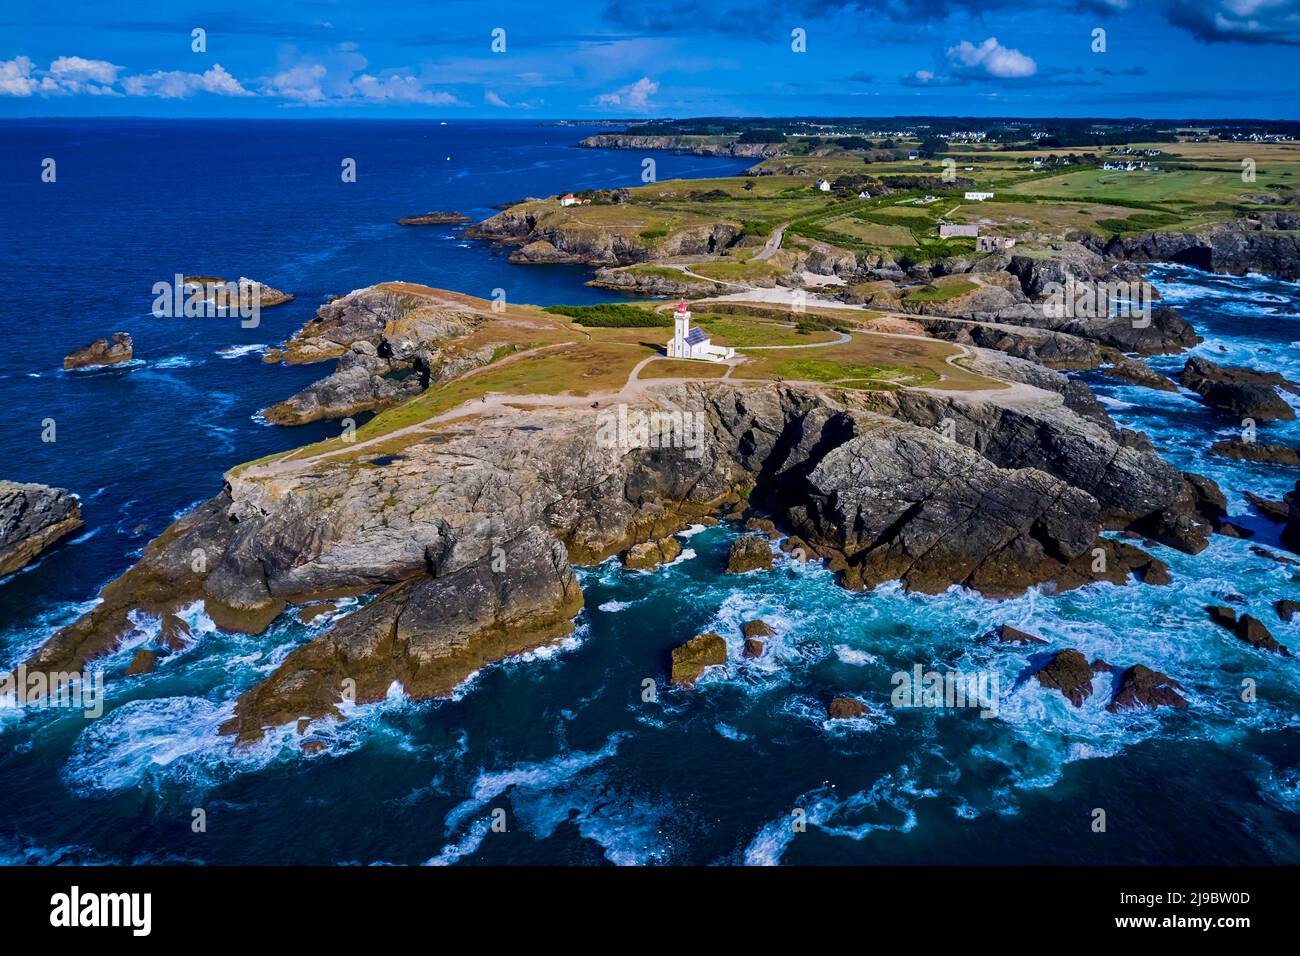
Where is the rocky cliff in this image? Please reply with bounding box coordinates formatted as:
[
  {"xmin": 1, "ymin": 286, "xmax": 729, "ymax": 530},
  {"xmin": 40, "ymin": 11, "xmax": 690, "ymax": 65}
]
[
  {"xmin": 0, "ymin": 481, "xmax": 83, "ymax": 577},
  {"xmin": 260, "ymin": 284, "xmax": 492, "ymax": 425}
]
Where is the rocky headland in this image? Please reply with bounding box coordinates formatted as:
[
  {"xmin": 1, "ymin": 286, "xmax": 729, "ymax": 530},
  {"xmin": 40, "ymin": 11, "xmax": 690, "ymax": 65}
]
[{"xmin": 18, "ymin": 302, "xmax": 1234, "ymax": 743}]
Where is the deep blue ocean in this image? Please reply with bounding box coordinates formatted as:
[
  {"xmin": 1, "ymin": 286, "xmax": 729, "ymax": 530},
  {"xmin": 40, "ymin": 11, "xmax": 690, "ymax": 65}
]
[{"xmin": 0, "ymin": 120, "xmax": 1297, "ymax": 865}]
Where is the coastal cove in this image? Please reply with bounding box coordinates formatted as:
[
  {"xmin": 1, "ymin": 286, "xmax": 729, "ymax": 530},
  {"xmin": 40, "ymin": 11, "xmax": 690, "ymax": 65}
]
[{"xmin": 1, "ymin": 119, "xmax": 1299, "ymax": 866}]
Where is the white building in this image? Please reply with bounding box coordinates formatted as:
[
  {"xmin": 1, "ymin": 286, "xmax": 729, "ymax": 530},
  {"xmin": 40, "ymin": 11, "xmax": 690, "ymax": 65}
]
[
  {"xmin": 559, "ymin": 193, "xmax": 580, "ymax": 206},
  {"xmin": 939, "ymin": 224, "xmax": 979, "ymax": 238},
  {"xmin": 814, "ymin": 178, "xmax": 831, "ymax": 192},
  {"xmin": 666, "ymin": 301, "xmax": 734, "ymax": 363},
  {"xmin": 858, "ymin": 190, "xmax": 871, "ymax": 199},
  {"xmin": 964, "ymin": 191, "xmax": 994, "ymax": 201}
]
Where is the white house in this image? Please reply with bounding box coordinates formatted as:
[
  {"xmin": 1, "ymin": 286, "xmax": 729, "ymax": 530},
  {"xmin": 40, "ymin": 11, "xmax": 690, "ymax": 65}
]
[
  {"xmin": 964, "ymin": 191, "xmax": 994, "ymax": 201},
  {"xmin": 666, "ymin": 301, "xmax": 734, "ymax": 363},
  {"xmin": 814, "ymin": 178, "xmax": 831, "ymax": 192},
  {"xmin": 858, "ymin": 190, "xmax": 871, "ymax": 199},
  {"xmin": 559, "ymin": 193, "xmax": 580, "ymax": 206}
]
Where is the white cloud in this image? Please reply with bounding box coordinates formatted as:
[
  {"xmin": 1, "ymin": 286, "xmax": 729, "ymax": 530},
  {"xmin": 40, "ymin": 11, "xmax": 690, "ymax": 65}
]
[
  {"xmin": 352, "ymin": 73, "xmax": 457, "ymax": 105},
  {"xmin": 49, "ymin": 56, "xmax": 119, "ymax": 85},
  {"xmin": 265, "ymin": 62, "xmax": 329, "ymax": 102},
  {"xmin": 485, "ymin": 89, "xmax": 510, "ymax": 108},
  {"xmin": 0, "ymin": 56, "xmax": 38, "ymax": 96},
  {"xmin": 122, "ymin": 64, "xmax": 253, "ymax": 98},
  {"xmin": 595, "ymin": 76, "xmax": 659, "ymax": 110},
  {"xmin": 947, "ymin": 37, "xmax": 1037, "ymax": 78}
]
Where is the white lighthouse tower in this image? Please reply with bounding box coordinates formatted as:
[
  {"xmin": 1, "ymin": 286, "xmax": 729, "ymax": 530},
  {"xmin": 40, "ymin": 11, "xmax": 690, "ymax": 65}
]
[{"xmin": 666, "ymin": 301, "xmax": 734, "ymax": 363}]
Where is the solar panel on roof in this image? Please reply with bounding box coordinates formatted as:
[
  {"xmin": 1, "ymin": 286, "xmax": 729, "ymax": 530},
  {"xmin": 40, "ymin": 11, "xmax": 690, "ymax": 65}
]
[{"xmin": 685, "ymin": 328, "xmax": 709, "ymax": 346}]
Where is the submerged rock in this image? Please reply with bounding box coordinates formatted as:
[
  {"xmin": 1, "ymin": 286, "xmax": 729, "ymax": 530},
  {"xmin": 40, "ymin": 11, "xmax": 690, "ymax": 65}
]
[
  {"xmin": 0, "ymin": 481, "xmax": 83, "ymax": 577},
  {"xmin": 725, "ymin": 535, "xmax": 774, "ymax": 574},
  {"xmin": 1106, "ymin": 664, "xmax": 1188, "ymax": 713},
  {"xmin": 742, "ymin": 619, "xmax": 775, "ymax": 639},
  {"xmin": 63, "ymin": 332, "xmax": 133, "ymax": 370},
  {"xmin": 670, "ymin": 632, "xmax": 726, "ymax": 687},
  {"xmin": 1276, "ymin": 599, "xmax": 1299, "ymax": 622},
  {"xmin": 1034, "ymin": 649, "xmax": 1093, "ymax": 707},
  {"xmin": 742, "ymin": 638, "xmax": 766, "ymax": 659},
  {"xmin": 993, "ymin": 624, "xmax": 1048, "ymax": 645}
]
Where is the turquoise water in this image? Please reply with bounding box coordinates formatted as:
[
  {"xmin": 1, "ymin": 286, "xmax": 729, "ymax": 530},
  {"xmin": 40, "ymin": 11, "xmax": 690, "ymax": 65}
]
[{"xmin": 0, "ymin": 121, "xmax": 1297, "ymax": 864}]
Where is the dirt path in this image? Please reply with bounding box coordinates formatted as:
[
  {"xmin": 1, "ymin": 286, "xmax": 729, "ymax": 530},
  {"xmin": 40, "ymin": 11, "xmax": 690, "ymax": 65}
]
[{"xmin": 752, "ymin": 224, "xmax": 788, "ymax": 261}]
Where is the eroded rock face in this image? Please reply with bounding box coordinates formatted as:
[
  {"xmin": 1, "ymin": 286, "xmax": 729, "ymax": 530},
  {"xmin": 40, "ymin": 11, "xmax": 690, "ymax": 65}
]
[
  {"xmin": 64, "ymin": 333, "xmax": 133, "ymax": 370},
  {"xmin": 0, "ymin": 481, "xmax": 83, "ymax": 577},
  {"xmin": 260, "ymin": 285, "xmax": 491, "ymax": 424},
  {"xmin": 219, "ymin": 526, "xmax": 582, "ymax": 742},
  {"xmin": 1180, "ymin": 356, "xmax": 1298, "ymax": 422},
  {"xmin": 670, "ymin": 633, "xmax": 727, "ymax": 687},
  {"xmin": 1102, "ymin": 218, "xmax": 1300, "ymax": 282}
]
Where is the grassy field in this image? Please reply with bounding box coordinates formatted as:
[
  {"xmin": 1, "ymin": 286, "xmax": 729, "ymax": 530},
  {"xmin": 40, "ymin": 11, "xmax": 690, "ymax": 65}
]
[{"xmin": 692, "ymin": 313, "xmax": 840, "ymax": 346}]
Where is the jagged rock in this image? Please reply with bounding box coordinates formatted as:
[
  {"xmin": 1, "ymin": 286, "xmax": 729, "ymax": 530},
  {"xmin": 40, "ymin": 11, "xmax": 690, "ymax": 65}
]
[
  {"xmin": 1210, "ymin": 440, "xmax": 1300, "ymax": 466},
  {"xmin": 742, "ymin": 638, "xmax": 766, "ymax": 659},
  {"xmin": 160, "ymin": 613, "xmax": 190, "ymax": 651},
  {"xmin": 124, "ymin": 649, "xmax": 157, "ymax": 676},
  {"xmin": 623, "ymin": 535, "xmax": 682, "ymax": 571},
  {"xmin": 742, "ymin": 619, "xmax": 775, "ymax": 639},
  {"xmin": 1034, "ymin": 649, "xmax": 1093, "ymax": 707},
  {"xmin": 1106, "ymin": 664, "xmax": 1188, "ymax": 712},
  {"xmin": 726, "ymin": 535, "xmax": 774, "ymax": 573},
  {"xmin": 1207, "ymin": 605, "xmax": 1238, "ymax": 629},
  {"xmin": 63, "ymin": 333, "xmax": 133, "ymax": 370},
  {"xmin": 1235, "ymin": 614, "xmax": 1291, "ymax": 656},
  {"xmin": 827, "ymin": 696, "xmax": 869, "ymax": 719},
  {"xmin": 1284, "ymin": 481, "xmax": 1300, "ymax": 554},
  {"xmin": 1217, "ymin": 521, "xmax": 1254, "ymax": 539},
  {"xmin": 0, "ymin": 481, "xmax": 83, "ymax": 577},
  {"xmin": 1245, "ymin": 490, "xmax": 1289, "ymax": 523},
  {"xmin": 1277, "ymin": 599, "xmax": 1300, "ymax": 622},
  {"xmin": 744, "ymin": 516, "xmax": 780, "ymax": 538},
  {"xmin": 1090, "ymin": 658, "xmax": 1112, "ymax": 673},
  {"xmin": 993, "ymin": 624, "xmax": 1047, "ymax": 645},
  {"xmin": 1180, "ymin": 356, "xmax": 1297, "ymax": 421},
  {"xmin": 670, "ymin": 632, "xmax": 727, "ymax": 687}
]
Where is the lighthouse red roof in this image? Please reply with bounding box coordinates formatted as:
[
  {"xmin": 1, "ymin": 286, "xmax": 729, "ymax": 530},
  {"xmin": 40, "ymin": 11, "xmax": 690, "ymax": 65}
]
[{"xmin": 675, "ymin": 300, "xmax": 688, "ymax": 312}]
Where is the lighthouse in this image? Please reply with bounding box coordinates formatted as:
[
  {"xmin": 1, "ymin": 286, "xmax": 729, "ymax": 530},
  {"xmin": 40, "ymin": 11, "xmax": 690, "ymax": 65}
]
[{"xmin": 666, "ymin": 300, "xmax": 734, "ymax": 363}]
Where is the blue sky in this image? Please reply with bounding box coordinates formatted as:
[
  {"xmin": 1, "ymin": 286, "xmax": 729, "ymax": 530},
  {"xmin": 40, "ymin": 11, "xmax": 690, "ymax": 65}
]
[{"xmin": 2, "ymin": 0, "xmax": 1298, "ymax": 119}]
